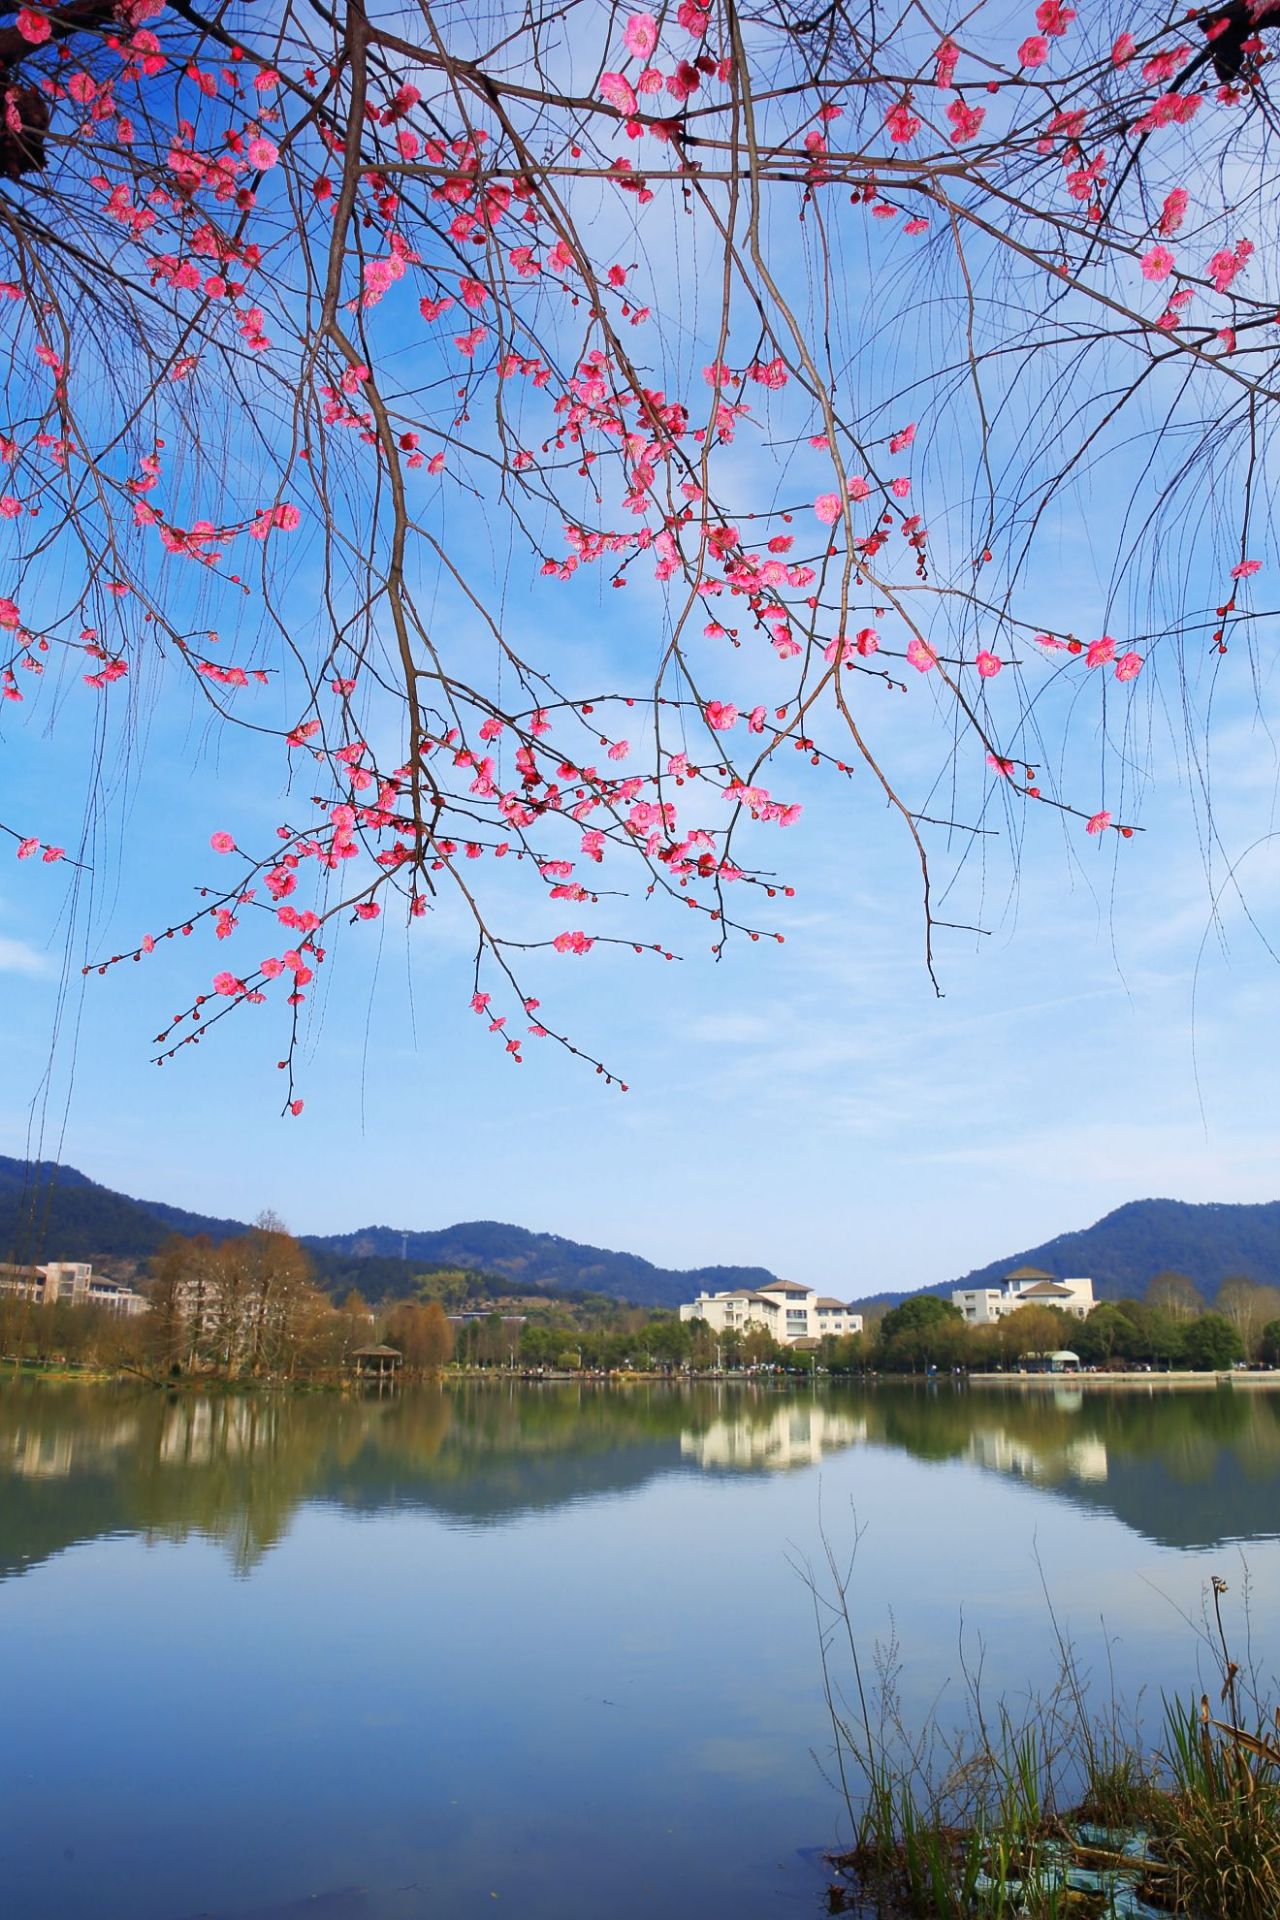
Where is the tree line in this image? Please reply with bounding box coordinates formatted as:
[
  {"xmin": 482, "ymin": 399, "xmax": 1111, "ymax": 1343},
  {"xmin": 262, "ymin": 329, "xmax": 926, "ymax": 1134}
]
[
  {"xmin": 865, "ymin": 1274, "xmax": 1280, "ymax": 1375},
  {"xmin": 3, "ymin": 1242, "xmax": 1279, "ymax": 1380},
  {"xmin": 1, "ymin": 1226, "xmax": 454, "ymax": 1383}
]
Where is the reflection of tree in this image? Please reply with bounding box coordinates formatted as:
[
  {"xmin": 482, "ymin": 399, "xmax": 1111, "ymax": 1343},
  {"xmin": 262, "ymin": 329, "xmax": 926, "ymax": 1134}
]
[
  {"xmin": 861, "ymin": 1385, "xmax": 1279, "ymax": 1548},
  {"xmin": 6, "ymin": 1379, "xmax": 1280, "ymax": 1576},
  {"xmin": 2, "ymin": 1379, "xmax": 799, "ymax": 1573}
]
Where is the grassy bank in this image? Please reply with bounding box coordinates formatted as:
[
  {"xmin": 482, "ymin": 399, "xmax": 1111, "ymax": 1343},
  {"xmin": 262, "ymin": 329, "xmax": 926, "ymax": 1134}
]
[
  {"xmin": 0, "ymin": 1357, "xmax": 118, "ymax": 1383},
  {"xmin": 817, "ymin": 1562, "xmax": 1280, "ymax": 1918}
]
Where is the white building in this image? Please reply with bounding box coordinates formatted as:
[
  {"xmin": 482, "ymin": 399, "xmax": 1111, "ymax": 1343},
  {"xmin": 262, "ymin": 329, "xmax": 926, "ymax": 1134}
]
[
  {"xmin": 0, "ymin": 1260, "xmax": 148, "ymax": 1316},
  {"xmin": 951, "ymin": 1267, "xmax": 1094, "ymax": 1327},
  {"xmin": 678, "ymin": 1279, "xmax": 863, "ymax": 1347}
]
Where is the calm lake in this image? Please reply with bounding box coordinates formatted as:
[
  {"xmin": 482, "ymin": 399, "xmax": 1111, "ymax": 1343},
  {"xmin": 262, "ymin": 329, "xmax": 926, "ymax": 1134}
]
[{"xmin": 3, "ymin": 1378, "xmax": 1280, "ymax": 1919}]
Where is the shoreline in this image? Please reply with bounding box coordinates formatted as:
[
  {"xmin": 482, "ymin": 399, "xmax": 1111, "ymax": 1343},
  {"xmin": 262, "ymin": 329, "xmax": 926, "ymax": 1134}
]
[
  {"xmin": 967, "ymin": 1367, "xmax": 1280, "ymax": 1388},
  {"xmin": 8, "ymin": 1359, "xmax": 1280, "ymax": 1393}
]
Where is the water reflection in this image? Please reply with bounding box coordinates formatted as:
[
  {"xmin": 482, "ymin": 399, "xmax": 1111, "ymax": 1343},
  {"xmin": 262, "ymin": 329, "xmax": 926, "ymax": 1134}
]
[
  {"xmin": 680, "ymin": 1401, "xmax": 867, "ymax": 1469},
  {"xmin": 3, "ymin": 1377, "xmax": 1280, "ymax": 1578}
]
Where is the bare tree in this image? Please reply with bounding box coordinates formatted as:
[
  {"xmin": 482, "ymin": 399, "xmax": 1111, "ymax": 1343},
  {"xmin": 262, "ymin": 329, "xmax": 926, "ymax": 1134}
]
[
  {"xmin": 240, "ymin": 1214, "xmax": 317, "ymax": 1375},
  {"xmin": 1216, "ymin": 1274, "xmax": 1280, "ymax": 1356},
  {"xmin": 384, "ymin": 1298, "xmax": 454, "ymax": 1373},
  {"xmin": 1146, "ymin": 1268, "xmax": 1205, "ymax": 1321}
]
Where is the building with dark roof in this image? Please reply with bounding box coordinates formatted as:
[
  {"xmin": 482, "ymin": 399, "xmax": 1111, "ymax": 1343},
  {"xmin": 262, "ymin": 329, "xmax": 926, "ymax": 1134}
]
[{"xmin": 951, "ymin": 1270, "xmax": 1094, "ymax": 1326}]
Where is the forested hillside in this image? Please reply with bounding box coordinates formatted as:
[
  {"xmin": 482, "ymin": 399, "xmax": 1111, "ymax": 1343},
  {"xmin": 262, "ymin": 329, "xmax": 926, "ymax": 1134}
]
[
  {"xmin": 850, "ymin": 1199, "xmax": 1280, "ymax": 1312},
  {"xmin": 0, "ymin": 1156, "xmax": 778, "ymax": 1306},
  {"xmin": 946, "ymin": 1199, "xmax": 1280, "ymax": 1303},
  {"xmin": 5, "ymin": 1157, "xmax": 1275, "ymax": 1313},
  {"xmin": 310, "ymin": 1219, "xmax": 777, "ymax": 1309}
]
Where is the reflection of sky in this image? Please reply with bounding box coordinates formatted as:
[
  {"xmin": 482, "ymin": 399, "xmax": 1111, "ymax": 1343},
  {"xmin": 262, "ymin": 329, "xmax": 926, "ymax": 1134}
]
[{"xmin": 4, "ymin": 1388, "xmax": 1280, "ymax": 1920}]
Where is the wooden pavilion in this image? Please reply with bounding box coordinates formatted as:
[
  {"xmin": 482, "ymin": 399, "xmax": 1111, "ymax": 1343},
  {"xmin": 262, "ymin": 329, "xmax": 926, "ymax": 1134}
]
[{"xmin": 351, "ymin": 1342, "xmax": 403, "ymax": 1380}]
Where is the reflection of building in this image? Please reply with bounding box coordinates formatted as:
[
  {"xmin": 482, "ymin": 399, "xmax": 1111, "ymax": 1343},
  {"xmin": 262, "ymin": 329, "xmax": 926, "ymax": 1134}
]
[
  {"xmin": 158, "ymin": 1395, "xmax": 282, "ymax": 1464},
  {"xmin": 681, "ymin": 1402, "xmax": 867, "ymax": 1470},
  {"xmin": 2, "ymin": 1412, "xmax": 140, "ymax": 1479},
  {"xmin": 951, "ymin": 1268, "xmax": 1094, "ymax": 1326},
  {"xmin": 0, "ymin": 1260, "xmax": 147, "ymax": 1316},
  {"xmin": 964, "ymin": 1425, "xmax": 1109, "ymax": 1485},
  {"xmin": 678, "ymin": 1279, "xmax": 863, "ymax": 1346}
]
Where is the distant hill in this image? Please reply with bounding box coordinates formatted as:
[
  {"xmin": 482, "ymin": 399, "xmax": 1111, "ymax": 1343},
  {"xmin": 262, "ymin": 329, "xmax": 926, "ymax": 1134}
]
[
  {"xmin": 309, "ymin": 1218, "xmax": 776, "ymax": 1309},
  {"xmin": 0, "ymin": 1155, "xmax": 777, "ymax": 1307},
  {"xmin": 854, "ymin": 1198, "xmax": 1280, "ymax": 1311},
  {"xmin": 8, "ymin": 1157, "xmax": 1274, "ymax": 1317},
  {"xmin": 0, "ymin": 1156, "xmax": 250, "ymax": 1266},
  {"xmin": 0, "ymin": 1153, "xmax": 409, "ymax": 1296}
]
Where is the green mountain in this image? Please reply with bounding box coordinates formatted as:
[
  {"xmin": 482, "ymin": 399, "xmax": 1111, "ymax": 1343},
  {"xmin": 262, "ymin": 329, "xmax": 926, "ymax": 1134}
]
[
  {"xmin": 0, "ymin": 1155, "xmax": 249, "ymax": 1265},
  {"xmin": 0, "ymin": 1155, "xmax": 775, "ymax": 1307},
  {"xmin": 310, "ymin": 1218, "xmax": 775, "ymax": 1308},
  {"xmin": 858, "ymin": 1197, "xmax": 1280, "ymax": 1311},
  {"xmin": 8, "ymin": 1157, "xmax": 1273, "ymax": 1315}
]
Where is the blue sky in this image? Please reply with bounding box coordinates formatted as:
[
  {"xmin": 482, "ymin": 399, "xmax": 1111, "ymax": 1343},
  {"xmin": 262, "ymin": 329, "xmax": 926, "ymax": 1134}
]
[
  {"xmin": 2, "ymin": 34, "xmax": 1279, "ymax": 1296},
  {"xmin": 3, "ymin": 543, "xmax": 1278, "ymax": 1297}
]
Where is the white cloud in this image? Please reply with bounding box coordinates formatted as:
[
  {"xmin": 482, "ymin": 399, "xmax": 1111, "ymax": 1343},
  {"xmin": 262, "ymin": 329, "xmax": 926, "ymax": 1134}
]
[{"xmin": 0, "ymin": 933, "xmax": 50, "ymax": 977}]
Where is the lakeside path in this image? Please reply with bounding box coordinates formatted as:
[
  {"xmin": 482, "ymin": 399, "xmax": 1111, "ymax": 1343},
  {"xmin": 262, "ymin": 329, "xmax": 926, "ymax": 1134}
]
[{"xmin": 969, "ymin": 1369, "xmax": 1280, "ymax": 1389}]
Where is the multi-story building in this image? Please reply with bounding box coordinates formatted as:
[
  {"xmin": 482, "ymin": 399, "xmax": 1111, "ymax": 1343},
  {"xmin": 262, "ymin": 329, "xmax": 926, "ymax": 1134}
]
[
  {"xmin": 0, "ymin": 1261, "xmax": 40, "ymax": 1299},
  {"xmin": 0, "ymin": 1260, "xmax": 148, "ymax": 1316},
  {"xmin": 951, "ymin": 1267, "xmax": 1094, "ymax": 1327},
  {"xmin": 38, "ymin": 1262, "xmax": 96, "ymax": 1304},
  {"xmin": 678, "ymin": 1279, "xmax": 863, "ymax": 1347},
  {"xmin": 81, "ymin": 1274, "xmax": 149, "ymax": 1317}
]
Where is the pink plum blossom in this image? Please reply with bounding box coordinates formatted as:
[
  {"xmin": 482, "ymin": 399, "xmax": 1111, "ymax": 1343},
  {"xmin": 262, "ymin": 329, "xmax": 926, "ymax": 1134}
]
[
  {"xmin": 623, "ymin": 13, "xmax": 658, "ymax": 58},
  {"xmin": 1159, "ymin": 189, "xmax": 1189, "ymax": 236},
  {"xmin": 600, "ymin": 73, "xmax": 638, "ymax": 114},
  {"xmin": 885, "ymin": 102, "xmax": 922, "ymax": 143}
]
